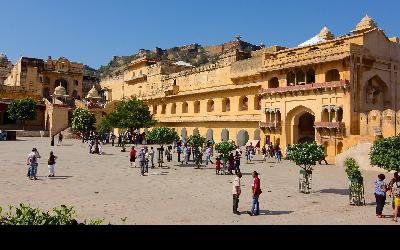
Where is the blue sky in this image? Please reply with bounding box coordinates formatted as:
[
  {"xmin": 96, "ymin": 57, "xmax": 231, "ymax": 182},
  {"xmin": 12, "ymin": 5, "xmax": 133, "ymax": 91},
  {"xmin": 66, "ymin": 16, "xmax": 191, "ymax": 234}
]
[{"xmin": 0, "ymin": 0, "xmax": 399, "ymax": 69}]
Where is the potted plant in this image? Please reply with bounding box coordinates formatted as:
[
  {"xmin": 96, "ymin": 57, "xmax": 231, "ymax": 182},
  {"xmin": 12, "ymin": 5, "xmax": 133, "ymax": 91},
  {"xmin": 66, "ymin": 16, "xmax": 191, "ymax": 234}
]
[
  {"xmin": 287, "ymin": 142, "xmax": 325, "ymax": 194},
  {"xmin": 344, "ymin": 158, "xmax": 365, "ymax": 206}
]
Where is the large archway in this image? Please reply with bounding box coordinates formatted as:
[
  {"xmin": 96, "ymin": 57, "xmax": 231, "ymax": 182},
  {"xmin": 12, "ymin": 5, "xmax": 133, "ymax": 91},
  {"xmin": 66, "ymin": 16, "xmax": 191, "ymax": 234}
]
[
  {"xmin": 236, "ymin": 130, "xmax": 249, "ymax": 147},
  {"xmin": 221, "ymin": 129, "xmax": 229, "ymax": 141},
  {"xmin": 181, "ymin": 128, "xmax": 187, "ymax": 141},
  {"xmin": 206, "ymin": 129, "xmax": 214, "ymax": 141},
  {"xmin": 285, "ymin": 106, "xmax": 316, "ymax": 145},
  {"xmin": 297, "ymin": 113, "xmax": 316, "ymax": 143}
]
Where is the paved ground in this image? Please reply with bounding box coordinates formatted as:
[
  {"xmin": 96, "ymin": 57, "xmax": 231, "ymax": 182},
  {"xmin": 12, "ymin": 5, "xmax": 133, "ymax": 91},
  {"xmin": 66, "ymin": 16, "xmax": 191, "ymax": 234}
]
[{"xmin": 0, "ymin": 137, "xmax": 398, "ymax": 225}]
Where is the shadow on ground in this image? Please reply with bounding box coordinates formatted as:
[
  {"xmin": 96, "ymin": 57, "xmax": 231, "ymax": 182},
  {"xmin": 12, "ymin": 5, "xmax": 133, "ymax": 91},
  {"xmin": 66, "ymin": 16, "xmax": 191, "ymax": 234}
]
[{"xmin": 318, "ymin": 189, "xmax": 349, "ymax": 196}]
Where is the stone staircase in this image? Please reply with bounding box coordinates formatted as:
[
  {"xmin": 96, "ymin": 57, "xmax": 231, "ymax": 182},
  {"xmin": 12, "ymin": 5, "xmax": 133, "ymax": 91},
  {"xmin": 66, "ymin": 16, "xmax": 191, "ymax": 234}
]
[{"xmin": 335, "ymin": 142, "xmax": 382, "ymax": 172}]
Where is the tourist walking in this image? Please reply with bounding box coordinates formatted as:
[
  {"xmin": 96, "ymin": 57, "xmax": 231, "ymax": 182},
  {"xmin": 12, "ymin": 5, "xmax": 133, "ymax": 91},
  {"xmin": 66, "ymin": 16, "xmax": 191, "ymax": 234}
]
[
  {"xmin": 374, "ymin": 174, "xmax": 388, "ymax": 218},
  {"xmin": 117, "ymin": 134, "xmax": 122, "ymax": 147},
  {"xmin": 149, "ymin": 147, "xmax": 155, "ymax": 168},
  {"xmin": 110, "ymin": 132, "xmax": 116, "ymax": 147},
  {"xmin": 205, "ymin": 146, "xmax": 214, "ymax": 165},
  {"xmin": 262, "ymin": 146, "xmax": 267, "ymax": 162},
  {"xmin": 47, "ymin": 151, "xmax": 57, "ymax": 177},
  {"xmin": 177, "ymin": 145, "xmax": 182, "ymax": 163},
  {"xmin": 228, "ymin": 153, "xmax": 235, "ymax": 175},
  {"xmin": 130, "ymin": 147, "xmax": 137, "ymax": 168},
  {"xmin": 232, "ymin": 172, "xmax": 242, "ymax": 215},
  {"xmin": 234, "ymin": 152, "xmax": 241, "ymax": 174},
  {"xmin": 248, "ymin": 171, "xmax": 262, "ymax": 216},
  {"xmin": 139, "ymin": 148, "xmax": 146, "ymax": 176},
  {"xmin": 144, "ymin": 147, "xmax": 150, "ymax": 173},
  {"xmin": 285, "ymin": 144, "xmax": 291, "ymax": 159},
  {"xmin": 27, "ymin": 148, "xmax": 41, "ymax": 180},
  {"xmin": 216, "ymin": 157, "xmax": 221, "ymax": 175},
  {"xmin": 58, "ymin": 133, "xmax": 63, "ymax": 145},
  {"xmin": 388, "ymin": 172, "xmax": 400, "ymax": 222},
  {"xmin": 276, "ymin": 146, "xmax": 282, "ymax": 163}
]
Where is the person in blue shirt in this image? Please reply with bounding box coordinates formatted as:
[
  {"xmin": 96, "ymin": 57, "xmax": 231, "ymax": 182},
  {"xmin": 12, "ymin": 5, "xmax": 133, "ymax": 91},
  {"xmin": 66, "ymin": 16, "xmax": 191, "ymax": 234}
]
[{"xmin": 374, "ymin": 174, "xmax": 388, "ymax": 218}]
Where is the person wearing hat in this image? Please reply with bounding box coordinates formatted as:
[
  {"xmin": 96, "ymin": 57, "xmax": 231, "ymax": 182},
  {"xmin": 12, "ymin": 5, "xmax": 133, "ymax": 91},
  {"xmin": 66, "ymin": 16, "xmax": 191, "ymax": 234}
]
[
  {"xmin": 248, "ymin": 171, "xmax": 262, "ymax": 216},
  {"xmin": 27, "ymin": 148, "xmax": 41, "ymax": 180}
]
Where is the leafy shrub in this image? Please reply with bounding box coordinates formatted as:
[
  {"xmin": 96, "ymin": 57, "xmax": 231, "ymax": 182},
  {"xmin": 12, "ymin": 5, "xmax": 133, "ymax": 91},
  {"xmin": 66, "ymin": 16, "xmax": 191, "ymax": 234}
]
[
  {"xmin": 344, "ymin": 158, "xmax": 363, "ymax": 181},
  {"xmin": 370, "ymin": 135, "xmax": 400, "ymax": 172},
  {"xmin": 287, "ymin": 142, "xmax": 325, "ymax": 172},
  {"xmin": 71, "ymin": 108, "xmax": 96, "ymax": 133},
  {"xmin": 0, "ymin": 204, "xmax": 104, "ymax": 225}
]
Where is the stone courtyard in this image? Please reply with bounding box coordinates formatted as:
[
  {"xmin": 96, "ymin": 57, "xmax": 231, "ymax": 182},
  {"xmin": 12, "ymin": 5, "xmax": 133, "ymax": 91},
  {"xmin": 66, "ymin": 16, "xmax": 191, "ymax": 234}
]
[{"xmin": 0, "ymin": 137, "xmax": 397, "ymax": 225}]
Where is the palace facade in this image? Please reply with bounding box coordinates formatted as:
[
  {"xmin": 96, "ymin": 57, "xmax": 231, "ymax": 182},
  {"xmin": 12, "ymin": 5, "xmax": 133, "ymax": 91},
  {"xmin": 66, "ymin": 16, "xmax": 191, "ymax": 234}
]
[{"xmin": 101, "ymin": 15, "xmax": 400, "ymax": 162}]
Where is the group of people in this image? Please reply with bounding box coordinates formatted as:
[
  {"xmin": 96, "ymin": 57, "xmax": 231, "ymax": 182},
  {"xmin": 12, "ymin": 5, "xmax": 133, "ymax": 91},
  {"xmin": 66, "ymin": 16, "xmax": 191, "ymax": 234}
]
[
  {"xmin": 232, "ymin": 171, "xmax": 262, "ymax": 216},
  {"xmin": 374, "ymin": 172, "xmax": 400, "ymax": 222},
  {"xmin": 261, "ymin": 143, "xmax": 285, "ymax": 162},
  {"xmin": 130, "ymin": 146, "xmax": 155, "ymax": 176},
  {"xmin": 26, "ymin": 148, "xmax": 58, "ymax": 180}
]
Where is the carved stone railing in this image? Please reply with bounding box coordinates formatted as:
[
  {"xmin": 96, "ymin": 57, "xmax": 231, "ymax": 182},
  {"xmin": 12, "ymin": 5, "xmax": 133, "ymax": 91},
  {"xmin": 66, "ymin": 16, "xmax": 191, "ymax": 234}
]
[
  {"xmin": 259, "ymin": 122, "xmax": 282, "ymax": 129},
  {"xmin": 314, "ymin": 122, "xmax": 345, "ymax": 130},
  {"xmin": 260, "ymin": 80, "xmax": 349, "ymax": 96},
  {"xmin": 125, "ymin": 74, "xmax": 147, "ymax": 84}
]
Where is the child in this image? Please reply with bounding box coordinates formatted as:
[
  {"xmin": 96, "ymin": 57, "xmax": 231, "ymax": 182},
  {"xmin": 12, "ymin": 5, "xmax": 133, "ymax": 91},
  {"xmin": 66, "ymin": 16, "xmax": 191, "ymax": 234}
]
[
  {"xmin": 47, "ymin": 151, "xmax": 57, "ymax": 177},
  {"xmin": 216, "ymin": 157, "xmax": 221, "ymax": 175},
  {"xmin": 374, "ymin": 174, "xmax": 388, "ymax": 218},
  {"xmin": 130, "ymin": 147, "xmax": 137, "ymax": 168}
]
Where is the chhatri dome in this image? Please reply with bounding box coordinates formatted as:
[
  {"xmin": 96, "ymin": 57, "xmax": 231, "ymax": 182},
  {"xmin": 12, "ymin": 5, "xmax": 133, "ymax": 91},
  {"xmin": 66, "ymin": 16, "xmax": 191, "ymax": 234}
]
[
  {"xmin": 354, "ymin": 15, "xmax": 377, "ymax": 33},
  {"xmin": 86, "ymin": 85, "xmax": 101, "ymax": 99},
  {"xmin": 53, "ymin": 85, "xmax": 67, "ymax": 97},
  {"xmin": 298, "ymin": 26, "xmax": 335, "ymax": 47}
]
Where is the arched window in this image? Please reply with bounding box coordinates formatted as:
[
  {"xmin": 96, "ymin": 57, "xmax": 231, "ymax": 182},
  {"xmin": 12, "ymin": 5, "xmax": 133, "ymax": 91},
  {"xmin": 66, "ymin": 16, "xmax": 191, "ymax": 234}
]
[
  {"xmin": 239, "ymin": 96, "xmax": 248, "ymax": 111},
  {"xmin": 296, "ymin": 70, "xmax": 306, "ymax": 85},
  {"xmin": 171, "ymin": 103, "xmax": 177, "ymax": 114},
  {"xmin": 325, "ymin": 69, "xmax": 340, "ymax": 82},
  {"xmin": 153, "ymin": 105, "xmax": 157, "ymax": 114},
  {"xmin": 194, "ymin": 101, "xmax": 200, "ymax": 113},
  {"xmin": 207, "ymin": 100, "xmax": 214, "ymax": 112},
  {"xmin": 74, "ymin": 80, "xmax": 79, "ymax": 86},
  {"xmin": 268, "ymin": 77, "xmax": 279, "ymax": 88},
  {"xmin": 222, "ymin": 98, "xmax": 230, "ymax": 112},
  {"xmin": 306, "ymin": 69, "xmax": 315, "ymax": 84},
  {"xmin": 337, "ymin": 142, "xmax": 343, "ymax": 154},
  {"xmin": 161, "ymin": 104, "xmax": 166, "ymax": 114},
  {"xmin": 287, "ymin": 72, "xmax": 295, "ymax": 86},
  {"xmin": 182, "ymin": 102, "xmax": 189, "ymax": 113},
  {"xmin": 72, "ymin": 90, "xmax": 78, "ymax": 99},
  {"xmin": 254, "ymin": 95, "xmax": 262, "ymax": 110}
]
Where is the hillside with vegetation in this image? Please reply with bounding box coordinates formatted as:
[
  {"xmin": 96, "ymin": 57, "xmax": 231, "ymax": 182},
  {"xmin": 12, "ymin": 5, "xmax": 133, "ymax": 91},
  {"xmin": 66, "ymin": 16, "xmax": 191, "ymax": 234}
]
[{"xmin": 97, "ymin": 40, "xmax": 260, "ymax": 78}]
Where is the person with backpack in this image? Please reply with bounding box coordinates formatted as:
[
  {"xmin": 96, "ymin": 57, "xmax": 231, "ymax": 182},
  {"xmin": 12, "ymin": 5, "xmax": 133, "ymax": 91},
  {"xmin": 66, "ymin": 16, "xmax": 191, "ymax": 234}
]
[
  {"xmin": 27, "ymin": 148, "xmax": 41, "ymax": 180},
  {"xmin": 247, "ymin": 171, "xmax": 262, "ymax": 216},
  {"xmin": 47, "ymin": 151, "xmax": 58, "ymax": 177},
  {"xmin": 374, "ymin": 174, "xmax": 388, "ymax": 218}
]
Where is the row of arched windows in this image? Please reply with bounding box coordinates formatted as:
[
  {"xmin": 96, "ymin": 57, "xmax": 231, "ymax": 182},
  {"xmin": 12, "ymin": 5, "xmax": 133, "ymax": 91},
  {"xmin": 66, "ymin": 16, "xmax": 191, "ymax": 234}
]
[
  {"xmin": 268, "ymin": 68, "xmax": 341, "ymax": 88},
  {"xmin": 154, "ymin": 95, "xmax": 262, "ymax": 115}
]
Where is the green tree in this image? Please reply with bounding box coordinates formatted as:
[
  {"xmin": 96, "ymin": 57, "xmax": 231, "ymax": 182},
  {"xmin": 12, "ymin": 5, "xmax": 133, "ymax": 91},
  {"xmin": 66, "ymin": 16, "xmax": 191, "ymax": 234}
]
[
  {"xmin": 146, "ymin": 127, "xmax": 179, "ymax": 145},
  {"xmin": 188, "ymin": 134, "xmax": 206, "ymax": 168},
  {"xmin": 370, "ymin": 135, "xmax": 400, "ymax": 172},
  {"xmin": 97, "ymin": 116, "xmax": 112, "ymax": 134},
  {"xmin": 344, "ymin": 158, "xmax": 363, "ymax": 181},
  {"xmin": 287, "ymin": 142, "xmax": 325, "ymax": 194},
  {"xmin": 344, "ymin": 158, "xmax": 365, "ymax": 206},
  {"xmin": 71, "ymin": 108, "xmax": 96, "ymax": 133},
  {"xmin": 215, "ymin": 141, "xmax": 237, "ymax": 171},
  {"xmin": 6, "ymin": 98, "xmax": 37, "ymax": 130},
  {"xmin": 106, "ymin": 97, "xmax": 156, "ymax": 133},
  {"xmin": 146, "ymin": 127, "xmax": 179, "ymax": 168}
]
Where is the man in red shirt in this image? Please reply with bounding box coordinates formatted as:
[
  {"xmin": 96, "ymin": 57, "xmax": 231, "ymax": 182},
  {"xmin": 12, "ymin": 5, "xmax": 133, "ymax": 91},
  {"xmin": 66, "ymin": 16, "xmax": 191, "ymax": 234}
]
[{"xmin": 248, "ymin": 171, "xmax": 262, "ymax": 216}]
